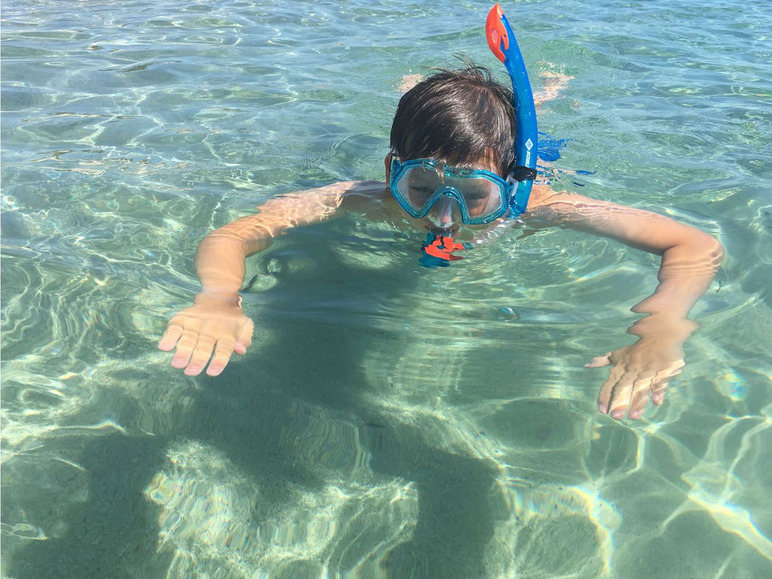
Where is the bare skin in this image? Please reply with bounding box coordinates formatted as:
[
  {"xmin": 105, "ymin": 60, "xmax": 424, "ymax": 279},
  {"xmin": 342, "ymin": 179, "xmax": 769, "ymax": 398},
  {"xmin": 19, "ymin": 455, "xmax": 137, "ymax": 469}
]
[
  {"xmin": 158, "ymin": 71, "xmax": 723, "ymax": 420},
  {"xmin": 158, "ymin": 175, "xmax": 722, "ymax": 420}
]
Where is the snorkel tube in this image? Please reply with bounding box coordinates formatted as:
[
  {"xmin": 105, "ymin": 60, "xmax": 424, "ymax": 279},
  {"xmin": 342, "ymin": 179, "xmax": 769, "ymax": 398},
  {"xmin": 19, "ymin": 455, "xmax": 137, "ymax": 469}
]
[{"xmin": 486, "ymin": 3, "xmax": 538, "ymax": 218}]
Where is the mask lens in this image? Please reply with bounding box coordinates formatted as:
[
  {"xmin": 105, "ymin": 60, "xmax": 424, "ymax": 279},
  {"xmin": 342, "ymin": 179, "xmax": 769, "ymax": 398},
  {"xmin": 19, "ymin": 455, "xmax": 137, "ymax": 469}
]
[
  {"xmin": 397, "ymin": 166, "xmax": 441, "ymax": 211},
  {"xmin": 391, "ymin": 160, "xmax": 510, "ymax": 223},
  {"xmin": 445, "ymin": 176, "xmax": 503, "ymax": 218}
]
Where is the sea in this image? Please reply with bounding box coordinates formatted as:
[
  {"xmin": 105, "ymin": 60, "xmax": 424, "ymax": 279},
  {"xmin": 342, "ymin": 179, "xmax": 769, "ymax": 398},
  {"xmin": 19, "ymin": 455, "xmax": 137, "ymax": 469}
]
[{"xmin": 2, "ymin": 0, "xmax": 771, "ymax": 577}]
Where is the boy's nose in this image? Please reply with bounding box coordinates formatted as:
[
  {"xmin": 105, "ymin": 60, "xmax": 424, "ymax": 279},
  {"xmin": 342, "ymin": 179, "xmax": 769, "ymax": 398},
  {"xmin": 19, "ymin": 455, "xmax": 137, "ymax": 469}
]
[{"xmin": 429, "ymin": 196, "xmax": 461, "ymax": 229}]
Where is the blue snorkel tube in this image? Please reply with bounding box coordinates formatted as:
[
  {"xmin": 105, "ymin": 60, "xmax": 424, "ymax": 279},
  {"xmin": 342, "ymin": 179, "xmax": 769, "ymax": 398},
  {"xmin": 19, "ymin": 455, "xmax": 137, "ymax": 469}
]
[{"xmin": 486, "ymin": 4, "xmax": 538, "ymax": 218}]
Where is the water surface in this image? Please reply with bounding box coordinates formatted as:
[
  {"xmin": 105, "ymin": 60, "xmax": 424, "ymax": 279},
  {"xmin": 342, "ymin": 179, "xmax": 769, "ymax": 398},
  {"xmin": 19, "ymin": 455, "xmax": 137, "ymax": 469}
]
[{"xmin": 2, "ymin": 0, "xmax": 772, "ymax": 577}]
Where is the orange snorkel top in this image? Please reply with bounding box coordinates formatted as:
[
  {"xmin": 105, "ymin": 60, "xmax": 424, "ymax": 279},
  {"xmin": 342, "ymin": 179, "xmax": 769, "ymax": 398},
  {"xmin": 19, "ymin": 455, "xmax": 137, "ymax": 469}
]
[{"xmin": 486, "ymin": 4, "xmax": 509, "ymax": 63}]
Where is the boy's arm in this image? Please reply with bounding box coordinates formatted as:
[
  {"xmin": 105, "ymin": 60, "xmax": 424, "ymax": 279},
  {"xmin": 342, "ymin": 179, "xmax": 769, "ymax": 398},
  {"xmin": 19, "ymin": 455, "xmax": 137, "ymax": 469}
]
[
  {"xmin": 159, "ymin": 180, "xmax": 383, "ymax": 376},
  {"xmin": 530, "ymin": 191, "xmax": 724, "ymax": 419}
]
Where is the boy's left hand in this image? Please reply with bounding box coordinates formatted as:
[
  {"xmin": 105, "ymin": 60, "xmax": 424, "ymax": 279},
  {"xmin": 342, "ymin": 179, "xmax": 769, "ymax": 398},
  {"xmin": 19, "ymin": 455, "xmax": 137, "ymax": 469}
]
[{"xmin": 586, "ymin": 316, "xmax": 697, "ymax": 420}]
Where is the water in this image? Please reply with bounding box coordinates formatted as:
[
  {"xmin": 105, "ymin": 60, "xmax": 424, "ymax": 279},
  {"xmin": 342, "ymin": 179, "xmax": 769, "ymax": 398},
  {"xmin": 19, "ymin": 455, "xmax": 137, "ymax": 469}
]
[{"xmin": 2, "ymin": 0, "xmax": 771, "ymax": 576}]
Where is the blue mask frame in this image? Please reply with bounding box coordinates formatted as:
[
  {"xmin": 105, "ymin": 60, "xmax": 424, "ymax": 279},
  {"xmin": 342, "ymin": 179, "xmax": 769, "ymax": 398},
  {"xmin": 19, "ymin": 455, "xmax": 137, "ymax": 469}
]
[
  {"xmin": 486, "ymin": 3, "xmax": 538, "ymax": 218},
  {"xmin": 389, "ymin": 157, "xmax": 514, "ymax": 225}
]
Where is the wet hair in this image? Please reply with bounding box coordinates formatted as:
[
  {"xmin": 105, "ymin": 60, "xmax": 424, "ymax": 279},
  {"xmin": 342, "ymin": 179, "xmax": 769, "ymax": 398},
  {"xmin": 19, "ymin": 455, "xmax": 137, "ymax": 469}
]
[{"xmin": 390, "ymin": 59, "xmax": 516, "ymax": 176}]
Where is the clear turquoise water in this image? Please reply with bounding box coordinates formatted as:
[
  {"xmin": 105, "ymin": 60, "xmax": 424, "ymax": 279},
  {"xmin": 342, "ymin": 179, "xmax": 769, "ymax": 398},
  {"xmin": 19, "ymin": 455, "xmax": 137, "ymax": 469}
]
[{"xmin": 2, "ymin": 0, "xmax": 771, "ymax": 576}]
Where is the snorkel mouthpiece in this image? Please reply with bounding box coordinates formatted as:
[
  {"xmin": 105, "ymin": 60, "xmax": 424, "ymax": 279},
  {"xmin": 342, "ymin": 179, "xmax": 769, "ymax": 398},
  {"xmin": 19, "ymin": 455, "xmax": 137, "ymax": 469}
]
[
  {"xmin": 486, "ymin": 3, "xmax": 538, "ymax": 218},
  {"xmin": 420, "ymin": 231, "xmax": 472, "ymax": 268},
  {"xmin": 419, "ymin": 195, "xmax": 470, "ymax": 267},
  {"xmin": 421, "ymin": 199, "xmax": 469, "ymax": 268}
]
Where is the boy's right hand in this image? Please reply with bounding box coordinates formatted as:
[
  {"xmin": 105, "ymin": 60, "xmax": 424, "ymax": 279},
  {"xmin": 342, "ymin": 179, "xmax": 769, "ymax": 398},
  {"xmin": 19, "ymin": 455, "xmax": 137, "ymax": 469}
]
[
  {"xmin": 585, "ymin": 315, "xmax": 697, "ymax": 420},
  {"xmin": 158, "ymin": 293, "xmax": 253, "ymax": 377}
]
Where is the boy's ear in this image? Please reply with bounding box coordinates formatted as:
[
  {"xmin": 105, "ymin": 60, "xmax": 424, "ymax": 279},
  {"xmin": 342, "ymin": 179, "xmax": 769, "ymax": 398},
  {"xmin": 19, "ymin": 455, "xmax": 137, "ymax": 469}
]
[{"xmin": 384, "ymin": 153, "xmax": 393, "ymax": 179}]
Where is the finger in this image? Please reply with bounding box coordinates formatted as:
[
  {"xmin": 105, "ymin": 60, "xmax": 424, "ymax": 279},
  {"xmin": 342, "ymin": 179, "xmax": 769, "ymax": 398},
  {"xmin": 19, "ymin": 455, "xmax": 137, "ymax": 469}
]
[
  {"xmin": 651, "ymin": 380, "xmax": 670, "ymax": 406},
  {"xmin": 597, "ymin": 364, "xmax": 627, "ymax": 415},
  {"xmin": 626, "ymin": 378, "xmax": 654, "ymax": 420},
  {"xmin": 171, "ymin": 330, "xmax": 199, "ymax": 370},
  {"xmin": 655, "ymin": 360, "xmax": 684, "ymax": 382},
  {"xmin": 607, "ymin": 379, "xmax": 634, "ymax": 420},
  {"xmin": 184, "ymin": 334, "xmax": 217, "ymax": 377},
  {"xmin": 648, "ymin": 363, "xmax": 681, "ymax": 406},
  {"xmin": 206, "ymin": 337, "xmax": 236, "ymax": 377},
  {"xmin": 610, "ymin": 371, "xmax": 658, "ymax": 420},
  {"xmin": 158, "ymin": 324, "xmax": 183, "ymax": 351},
  {"xmin": 234, "ymin": 319, "xmax": 254, "ymax": 355}
]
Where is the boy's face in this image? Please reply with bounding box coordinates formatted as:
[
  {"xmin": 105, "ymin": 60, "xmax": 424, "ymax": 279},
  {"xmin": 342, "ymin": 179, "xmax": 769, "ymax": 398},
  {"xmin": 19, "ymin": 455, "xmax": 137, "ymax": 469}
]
[{"xmin": 385, "ymin": 153, "xmax": 510, "ymax": 232}]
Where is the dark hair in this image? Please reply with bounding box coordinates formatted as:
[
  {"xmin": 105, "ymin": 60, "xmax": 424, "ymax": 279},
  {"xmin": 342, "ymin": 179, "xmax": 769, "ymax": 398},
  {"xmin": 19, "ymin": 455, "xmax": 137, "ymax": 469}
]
[{"xmin": 390, "ymin": 60, "xmax": 516, "ymax": 176}]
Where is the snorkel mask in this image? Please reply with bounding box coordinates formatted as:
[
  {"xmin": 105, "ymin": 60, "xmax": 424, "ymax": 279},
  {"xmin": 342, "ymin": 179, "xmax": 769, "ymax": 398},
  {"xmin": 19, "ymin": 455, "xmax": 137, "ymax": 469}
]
[
  {"xmin": 397, "ymin": 3, "xmax": 538, "ymax": 267},
  {"xmin": 389, "ymin": 158, "xmax": 516, "ymax": 226}
]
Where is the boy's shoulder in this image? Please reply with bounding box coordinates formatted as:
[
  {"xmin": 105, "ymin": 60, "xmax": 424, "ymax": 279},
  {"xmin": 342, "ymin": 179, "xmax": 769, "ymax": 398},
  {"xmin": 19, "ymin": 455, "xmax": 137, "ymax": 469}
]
[
  {"xmin": 338, "ymin": 180, "xmax": 390, "ymax": 211},
  {"xmin": 526, "ymin": 185, "xmax": 592, "ymax": 215},
  {"xmin": 269, "ymin": 179, "xmax": 393, "ymax": 219},
  {"xmin": 281, "ymin": 180, "xmax": 386, "ymax": 198},
  {"xmin": 527, "ymin": 185, "xmax": 636, "ymax": 214},
  {"xmin": 344, "ymin": 180, "xmax": 389, "ymax": 197},
  {"xmin": 264, "ymin": 180, "xmax": 388, "ymax": 210}
]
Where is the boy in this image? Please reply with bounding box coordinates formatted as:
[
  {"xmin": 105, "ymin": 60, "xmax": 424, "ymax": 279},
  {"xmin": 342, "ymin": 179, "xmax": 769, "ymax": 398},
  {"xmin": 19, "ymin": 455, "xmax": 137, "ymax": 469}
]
[{"xmin": 158, "ymin": 63, "xmax": 723, "ymax": 421}]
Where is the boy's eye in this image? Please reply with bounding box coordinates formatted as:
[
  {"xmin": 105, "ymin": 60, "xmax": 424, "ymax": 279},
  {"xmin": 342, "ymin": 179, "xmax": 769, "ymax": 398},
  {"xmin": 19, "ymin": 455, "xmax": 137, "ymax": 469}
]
[
  {"xmin": 465, "ymin": 190, "xmax": 487, "ymax": 200},
  {"xmin": 463, "ymin": 186, "xmax": 492, "ymax": 201},
  {"xmin": 410, "ymin": 185, "xmax": 434, "ymax": 196},
  {"xmin": 407, "ymin": 173, "xmax": 440, "ymax": 195}
]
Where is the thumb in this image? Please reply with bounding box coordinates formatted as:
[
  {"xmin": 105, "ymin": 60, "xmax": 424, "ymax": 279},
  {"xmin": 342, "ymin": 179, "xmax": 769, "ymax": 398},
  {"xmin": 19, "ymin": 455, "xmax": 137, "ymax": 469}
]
[{"xmin": 584, "ymin": 352, "xmax": 612, "ymax": 368}]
